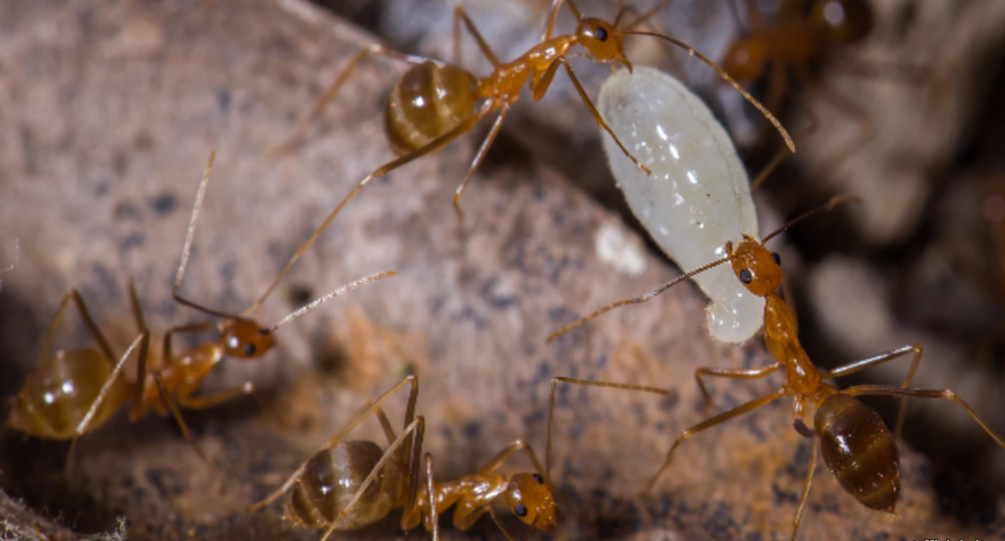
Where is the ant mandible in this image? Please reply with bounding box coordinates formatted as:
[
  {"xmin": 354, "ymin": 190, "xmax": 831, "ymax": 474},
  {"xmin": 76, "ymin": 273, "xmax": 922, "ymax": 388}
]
[
  {"xmin": 252, "ymin": 0, "xmax": 796, "ymax": 307},
  {"xmin": 6, "ymin": 152, "xmax": 397, "ymax": 472},
  {"xmin": 245, "ymin": 375, "xmax": 558, "ymax": 541},
  {"xmin": 546, "ymin": 196, "xmax": 1005, "ymax": 540}
]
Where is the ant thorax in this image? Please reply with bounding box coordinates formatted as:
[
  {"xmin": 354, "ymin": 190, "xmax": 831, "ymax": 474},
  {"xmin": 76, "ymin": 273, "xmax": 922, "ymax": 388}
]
[{"xmin": 598, "ymin": 66, "xmax": 764, "ymax": 343}]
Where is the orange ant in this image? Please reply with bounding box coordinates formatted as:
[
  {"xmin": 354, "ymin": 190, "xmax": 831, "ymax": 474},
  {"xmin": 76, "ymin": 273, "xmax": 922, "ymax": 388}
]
[
  {"xmin": 254, "ymin": 0, "xmax": 797, "ymax": 306},
  {"xmin": 5, "ymin": 152, "xmax": 397, "ymax": 472},
  {"xmin": 546, "ymin": 196, "xmax": 1005, "ymax": 540},
  {"xmin": 246, "ymin": 375, "xmax": 558, "ymax": 541},
  {"xmin": 721, "ymin": 0, "xmax": 933, "ymax": 179}
]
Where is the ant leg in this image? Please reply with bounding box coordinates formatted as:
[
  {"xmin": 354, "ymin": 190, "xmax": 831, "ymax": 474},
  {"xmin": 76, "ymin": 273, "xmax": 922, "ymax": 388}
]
[
  {"xmin": 539, "ymin": 58, "xmax": 653, "ymax": 175},
  {"xmin": 125, "ymin": 279, "xmax": 155, "ymax": 416},
  {"xmin": 177, "ymin": 383, "xmax": 257, "ymax": 410},
  {"xmin": 269, "ymin": 43, "xmax": 435, "ymax": 156},
  {"xmin": 153, "ymin": 373, "xmax": 208, "ymax": 463},
  {"xmin": 244, "ymin": 375, "xmax": 419, "ymax": 513},
  {"xmin": 820, "ymin": 343, "xmax": 923, "ymax": 437},
  {"xmin": 37, "ymin": 290, "xmax": 117, "ymax": 368},
  {"xmin": 750, "ymin": 94, "xmax": 818, "ymax": 190},
  {"xmin": 447, "ymin": 503, "xmax": 518, "ymax": 541},
  {"xmin": 790, "ymin": 438, "xmax": 819, "ymax": 541},
  {"xmin": 161, "ymin": 322, "xmax": 215, "ymax": 369},
  {"xmin": 399, "ymin": 450, "xmax": 436, "ymax": 533},
  {"xmin": 424, "ymin": 453, "xmax": 439, "ymax": 538},
  {"xmin": 453, "ymin": 7, "xmax": 501, "ymax": 68},
  {"xmin": 318, "ymin": 416, "xmax": 426, "ymax": 541},
  {"xmin": 842, "ymin": 384, "xmax": 1005, "ymax": 450},
  {"xmin": 621, "ymin": 0, "xmax": 675, "ymax": 32},
  {"xmin": 65, "ymin": 333, "xmax": 147, "ymax": 478},
  {"xmin": 453, "ymin": 105, "xmax": 510, "ymax": 222},
  {"xmin": 694, "ymin": 363, "xmax": 780, "ymax": 411},
  {"xmin": 541, "ymin": 0, "xmax": 581, "ymax": 42},
  {"xmin": 644, "ymin": 390, "xmax": 785, "ymax": 493},
  {"xmin": 376, "ymin": 407, "xmax": 397, "ymax": 445},
  {"xmin": 247, "ymin": 105, "xmax": 495, "ymax": 313},
  {"xmin": 613, "ymin": 2, "xmax": 688, "ymax": 82},
  {"xmin": 795, "ymin": 65, "xmax": 874, "ymax": 176},
  {"xmin": 475, "ymin": 439, "xmax": 548, "ymax": 481},
  {"xmin": 548, "ymin": 376, "xmax": 673, "ymax": 482}
]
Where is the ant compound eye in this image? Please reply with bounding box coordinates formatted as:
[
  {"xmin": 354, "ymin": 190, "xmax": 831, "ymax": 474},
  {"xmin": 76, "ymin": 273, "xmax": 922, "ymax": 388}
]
[
  {"xmin": 514, "ymin": 503, "xmax": 528, "ymax": 517},
  {"xmin": 532, "ymin": 473, "xmax": 544, "ymax": 484},
  {"xmin": 595, "ymin": 27, "xmax": 608, "ymax": 42},
  {"xmin": 243, "ymin": 343, "xmax": 257, "ymax": 356},
  {"xmin": 771, "ymin": 252, "xmax": 781, "ymax": 265},
  {"xmin": 739, "ymin": 269, "xmax": 752, "ymax": 284}
]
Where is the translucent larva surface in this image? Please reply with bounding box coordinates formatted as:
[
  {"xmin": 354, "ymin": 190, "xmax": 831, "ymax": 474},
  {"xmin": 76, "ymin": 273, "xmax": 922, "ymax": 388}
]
[{"xmin": 597, "ymin": 66, "xmax": 764, "ymax": 343}]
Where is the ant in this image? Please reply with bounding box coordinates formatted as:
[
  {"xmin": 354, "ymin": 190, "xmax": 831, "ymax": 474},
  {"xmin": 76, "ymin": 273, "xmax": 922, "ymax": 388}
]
[
  {"xmin": 253, "ymin": 0, "xmax": 796, "ymax": 306},
  {"xmin": 546, "ymin": 196, "xmax": 1005, "ymax": 539},
  {"xmin": 246, "ymin": 375, "xmax": 558, "ymax": 541},
  {"xmin": 5, "ymin": 152, "xmax": 397, "ymax": 472},
  {"xmin": 721, "ymin": 0, "xmax": 933, "ymax": 180}
]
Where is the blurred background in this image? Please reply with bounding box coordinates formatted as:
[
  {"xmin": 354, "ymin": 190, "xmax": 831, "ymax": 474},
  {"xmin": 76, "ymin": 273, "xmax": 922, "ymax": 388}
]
[{"xmin": 2, "ymin": 0, "xmax": 1005, "ymax": 538}]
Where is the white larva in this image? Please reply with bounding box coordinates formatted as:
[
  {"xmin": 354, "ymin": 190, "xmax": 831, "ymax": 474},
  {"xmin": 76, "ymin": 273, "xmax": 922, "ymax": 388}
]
[{"xmin": 597, "ymin": 66, "xmax": 764, "ymax": 343}]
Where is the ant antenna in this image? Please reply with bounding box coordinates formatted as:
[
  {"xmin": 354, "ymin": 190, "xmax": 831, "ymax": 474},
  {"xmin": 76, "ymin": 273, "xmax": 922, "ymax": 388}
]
[
  {"xmin": 172, "ymin": 150, "xmax": 245, "ymax": 321},
  {"xmin": 761, "ymin": 194, "xmax": 861, "ymax": 244},
  {"xmin": 623, "ymin": 0, "xmax": 673, "ymax": 32},
  {"xmin": 265, "ymin": 270, "xmax": 398, "ymax": 334},
  {"xmin": 0, "ymin": 227, "xmax": 18, "ymax": 295},
  {"xmin": 546, "ymin": 255, "xmax": 734, "ymax": 343},
  {"xmin": 621, "ymin": 30, "xmax": 795, "ymax": 152}
]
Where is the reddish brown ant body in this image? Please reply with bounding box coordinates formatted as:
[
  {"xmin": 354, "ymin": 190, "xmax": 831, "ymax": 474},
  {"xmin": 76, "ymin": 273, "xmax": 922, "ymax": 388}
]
[
  {"xmin": 246, "ymin": 375, "xmax": 558, "ymax": 541},
  {"xmin": 546, "ymin": 196, "xmax": 1005, "ymax": 540},
  {"xmin": 6, "ymin": 152, "xmax": 396, "ymax": 470},
  {"xmin": 254, "ymin": 0, "xmax": 796, "ymax": 307}
]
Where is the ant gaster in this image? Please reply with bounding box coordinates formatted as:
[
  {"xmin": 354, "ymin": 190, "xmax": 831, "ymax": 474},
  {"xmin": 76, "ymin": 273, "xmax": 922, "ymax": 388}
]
[
  {"xmin": 246, "ymin": 375, "xmax": 558, "ymax": 541},
  {"xmin": 252, "ymin": 0, "xmax": 796, "ymax": 308},
  {"xmin": 6, "ymin": 152, "xmax": 396, "ymax": 472},
  {"xmin": 546, "ymin": 195, "xmax": 1005, "ymax": 540}
]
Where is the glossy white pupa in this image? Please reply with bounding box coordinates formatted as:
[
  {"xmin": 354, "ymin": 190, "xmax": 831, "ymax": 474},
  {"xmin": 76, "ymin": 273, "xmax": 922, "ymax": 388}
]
[{"xmin": 597, "ymin": 66, "xmax": 764, "ymax": 343}]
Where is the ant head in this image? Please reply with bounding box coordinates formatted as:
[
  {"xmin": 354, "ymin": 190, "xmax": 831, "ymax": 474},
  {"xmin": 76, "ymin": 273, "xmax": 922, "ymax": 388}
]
[
  {"xmin": 727, "ymin": 236, "xmax": 782, "ymax": 297},
  {"xmin": 722, "ymin": 36, "xmax": 769, "ymax": 82},
  {"xmin": 219, "ymin": 318, "xmax": 275, "ymax": 360},
  {"xmin": 504, "ymin": 473, "xmax": 558, "ymax": 532},
  {"xmin": 810, "ymin": 0, "xmax": 874, "ymax": 45},
  {"xmin": 577, "ymin": 18, "xmax": 630, "ymax": 68}
]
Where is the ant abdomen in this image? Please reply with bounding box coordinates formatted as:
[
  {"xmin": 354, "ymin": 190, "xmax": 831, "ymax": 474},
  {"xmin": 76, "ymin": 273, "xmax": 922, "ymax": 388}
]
[
  {"xmin": 814, "ymin": 393, "xmax": 900, "ymax": 512},
  {"xmin": 7, "ymin": 350, "xmax": 130, "ymax": 439},
  {"xmin": 289, "ymin": 440, "xmax": 407, "ymax": 529},
  {"xmin": 385, "ymin": 62, "xmax": 478, "ymax": 155}
]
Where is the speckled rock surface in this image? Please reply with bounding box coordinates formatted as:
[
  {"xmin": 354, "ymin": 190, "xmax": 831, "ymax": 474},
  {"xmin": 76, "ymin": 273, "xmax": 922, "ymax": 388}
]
[{"xmin": 0, "ymin": 1, "xmax": 1002, "ymax": 540}]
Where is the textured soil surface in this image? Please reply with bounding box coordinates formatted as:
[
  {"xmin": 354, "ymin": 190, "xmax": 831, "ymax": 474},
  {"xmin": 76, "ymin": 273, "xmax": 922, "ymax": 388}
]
[{"xmin": 0, "ymin": 0, "xmax": 1003, "ymax": 540}]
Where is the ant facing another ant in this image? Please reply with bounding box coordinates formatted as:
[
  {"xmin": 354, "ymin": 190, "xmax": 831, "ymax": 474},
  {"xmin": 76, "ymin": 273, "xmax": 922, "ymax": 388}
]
[
  {"xmin": 547, "ymin": 196, "xmax": 1005, "ymax": 540},
  {"xmin": 253, "ymin": 0, "xmax": 797, "ymax": 310},
  {"xmin": 6, "ymin": 152, "xmax": 397, "ymax": 473}
]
